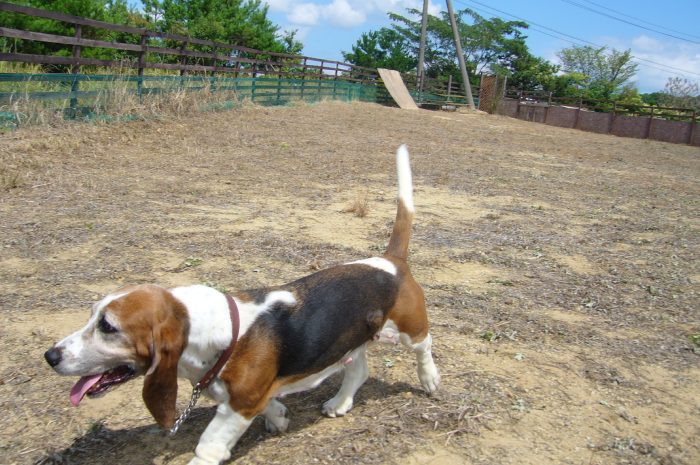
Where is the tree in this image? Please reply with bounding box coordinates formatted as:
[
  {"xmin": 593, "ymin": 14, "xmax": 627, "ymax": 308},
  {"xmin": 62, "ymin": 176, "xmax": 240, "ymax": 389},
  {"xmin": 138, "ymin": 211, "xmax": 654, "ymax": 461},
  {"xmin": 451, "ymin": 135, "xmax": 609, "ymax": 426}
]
[
  {"xmin": 658, "ymin": 77, "xmax": 700, "ymax": 109},
  {"xmin": 556, "ymin": 45, "xmax": 638, "ymax": 101},
  {"xmin": 342, "ymin": 29, "xmax": 416, "ymax": 72},
  {"xmin": 141, "ymin": 0, "xmax": 294, "ymax": 53}
]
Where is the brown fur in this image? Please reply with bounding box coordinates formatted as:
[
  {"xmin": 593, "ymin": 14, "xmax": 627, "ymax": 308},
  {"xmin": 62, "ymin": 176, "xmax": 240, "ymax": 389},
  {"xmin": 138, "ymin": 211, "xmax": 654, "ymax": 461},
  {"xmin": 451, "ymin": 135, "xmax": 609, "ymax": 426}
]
[{"xmin": 112, "ymin": 286, "xmax": 190, "ymax": 428}]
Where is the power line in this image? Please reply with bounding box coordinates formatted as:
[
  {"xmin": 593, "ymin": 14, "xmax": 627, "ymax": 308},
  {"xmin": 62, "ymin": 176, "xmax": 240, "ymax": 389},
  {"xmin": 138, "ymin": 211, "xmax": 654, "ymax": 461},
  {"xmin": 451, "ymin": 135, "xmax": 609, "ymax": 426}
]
[
  {"xmin": 560, "ymin": 0, "xmax": 700, "ymax": 44},
  {"xmin": 455, "ymin": 0, "xmax": 700, "ymax": 79}
]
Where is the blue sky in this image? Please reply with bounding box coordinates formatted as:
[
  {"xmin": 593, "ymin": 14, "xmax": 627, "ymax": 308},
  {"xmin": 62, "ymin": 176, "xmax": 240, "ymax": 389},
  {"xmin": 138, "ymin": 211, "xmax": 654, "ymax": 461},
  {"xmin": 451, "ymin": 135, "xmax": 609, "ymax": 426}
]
[{"xmin": 260, "ymin": 0, "xmax": 700, "ymax": 93}]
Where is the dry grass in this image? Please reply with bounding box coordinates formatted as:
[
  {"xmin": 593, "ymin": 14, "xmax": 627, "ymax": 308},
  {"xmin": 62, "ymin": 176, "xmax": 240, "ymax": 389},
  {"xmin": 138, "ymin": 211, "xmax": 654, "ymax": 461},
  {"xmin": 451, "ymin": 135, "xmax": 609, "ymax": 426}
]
[
  {"xmin": 1, "ymin": 101, "xmax": 699, "ymax": 465},
  {"xmin": 342, "ymin": 191, "xmax": 370, "ymax": 217},
  {"xmin": 1, "ymin": 71, "xmax": 243, "ymax": 128}
]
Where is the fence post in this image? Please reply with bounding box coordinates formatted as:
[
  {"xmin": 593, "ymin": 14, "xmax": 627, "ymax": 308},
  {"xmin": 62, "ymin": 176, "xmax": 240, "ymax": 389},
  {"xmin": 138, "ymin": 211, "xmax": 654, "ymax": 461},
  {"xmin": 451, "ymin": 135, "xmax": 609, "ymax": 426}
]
[
  {"xmin": 645, "ymin": 107, "xmax": 654, "ymax": 139},
  {"xmin": 210, "ymin": 42, "xmax": 217, "ymax": 93},
  {"xmin": 179, "ymin": 38, "xmax": 189, "ymax": 77},
  {"xmin": 251, "ymin": 63, "xmax": 257, "ymax": 102},
  {"xmin": 333, "ymin": 62, "xmax": 339, "ymax": 100},
  {"xmin": 318, "ymin": 60, "xmax": 324, "ymax": 100},
  {"xmin": 137, "ymin": 32, "xmax": 147, "ymax": 101},
  {"xmin": 446, "ymin": 75, "xmax": 452, "ymax": 102},
  {"xmin": 574, "ymin": 97, "xmax": 582, "ymax": 129},
  {"xmin": 608, "ymin": 102, "xmax": 616, "ymax": 134},
  {"xmin": 300, "ymin": 57, "xmax": 307, "ymax": 100},
  {"xmin": 69, "ymin": 23, "xmax": 82, "ymax": 113},
  {"xmin": 543, "ymin": 91, "xmax": 552, "ymax": 123},
  {"xmin": 689, "ymin": 110, "xmax": 697, "ymax": 145}
]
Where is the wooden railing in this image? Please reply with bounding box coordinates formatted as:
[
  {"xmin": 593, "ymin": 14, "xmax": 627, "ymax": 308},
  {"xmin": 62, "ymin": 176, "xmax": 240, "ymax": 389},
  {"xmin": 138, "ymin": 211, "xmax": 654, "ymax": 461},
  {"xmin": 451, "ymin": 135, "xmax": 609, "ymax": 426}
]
[{"xmin": 0, "ymin": 2, "xmax": 380, "ymax": 82}]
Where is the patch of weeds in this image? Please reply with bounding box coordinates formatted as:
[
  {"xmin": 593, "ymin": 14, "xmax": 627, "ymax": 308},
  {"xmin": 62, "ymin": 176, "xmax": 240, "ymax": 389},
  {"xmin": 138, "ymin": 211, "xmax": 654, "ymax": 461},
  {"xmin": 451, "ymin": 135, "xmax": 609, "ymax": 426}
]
[
  {"xmin": 1, "ymin": 168, "xmax": 22, "ymax": 191},
  {"xmin": 173, "ymin": 256, "xmax": 203, "ymax": 272},
  {"xmin": 481, "ymin": 330, "xmax": 499, "ymax": 342},
  {"xmin": 511, "ymin": 398, "xmax": 527, "ymax": 412},
  {"xmin": 689, "ymin": 333, "xmax": 700, "ymax": 354},
  {"xmin": 86, "ymin": 420, "xmax": 105, "ymax": 436}
]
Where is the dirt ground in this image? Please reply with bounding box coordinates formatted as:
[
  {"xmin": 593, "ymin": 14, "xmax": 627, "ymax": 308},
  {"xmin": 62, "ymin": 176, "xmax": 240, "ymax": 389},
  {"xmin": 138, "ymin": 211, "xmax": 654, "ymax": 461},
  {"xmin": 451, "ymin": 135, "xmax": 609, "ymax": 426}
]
[{"xmin": 1, "ymin": 100, "xmax": 699, "ymax": 465}]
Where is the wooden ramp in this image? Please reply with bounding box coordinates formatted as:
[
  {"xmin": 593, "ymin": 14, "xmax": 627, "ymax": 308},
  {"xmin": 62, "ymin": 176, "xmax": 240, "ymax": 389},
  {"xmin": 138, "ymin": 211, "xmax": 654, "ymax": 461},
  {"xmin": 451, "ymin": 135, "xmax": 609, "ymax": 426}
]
[{"xmin": 377, "ymin": 68, "xmax": 418, "ymax": 110}]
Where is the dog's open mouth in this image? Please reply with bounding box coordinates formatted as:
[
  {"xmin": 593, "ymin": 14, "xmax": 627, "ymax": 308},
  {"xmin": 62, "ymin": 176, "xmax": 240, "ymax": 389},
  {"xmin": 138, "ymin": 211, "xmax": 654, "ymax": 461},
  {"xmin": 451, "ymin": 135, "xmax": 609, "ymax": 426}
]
[{"xmin": 69, "ymin": 365, "xmax": 136, "ymax": 406}]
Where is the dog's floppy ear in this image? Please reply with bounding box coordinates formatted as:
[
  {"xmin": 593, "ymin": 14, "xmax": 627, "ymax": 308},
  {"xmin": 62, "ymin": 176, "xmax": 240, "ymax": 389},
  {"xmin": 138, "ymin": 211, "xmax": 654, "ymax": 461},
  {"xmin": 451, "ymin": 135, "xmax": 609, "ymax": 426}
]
[{"xmin": 142, "ymin": 298, "xmax": 188, "ymax": 429}]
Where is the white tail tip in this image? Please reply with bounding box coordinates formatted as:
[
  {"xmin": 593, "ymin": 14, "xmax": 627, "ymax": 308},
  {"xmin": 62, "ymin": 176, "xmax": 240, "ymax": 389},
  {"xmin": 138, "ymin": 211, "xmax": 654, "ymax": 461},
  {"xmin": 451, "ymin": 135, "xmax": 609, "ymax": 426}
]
[{"xmin": 396, "ymin": 144, "xmax": 414, "ymax": 213}]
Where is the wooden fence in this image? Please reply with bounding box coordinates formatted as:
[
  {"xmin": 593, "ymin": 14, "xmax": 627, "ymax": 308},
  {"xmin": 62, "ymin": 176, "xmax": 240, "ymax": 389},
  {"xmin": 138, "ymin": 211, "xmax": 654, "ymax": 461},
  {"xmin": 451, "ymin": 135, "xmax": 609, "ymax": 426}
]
[{"xmin": 0, "ymin": 2, "xmax": 474, "ymax": 115}]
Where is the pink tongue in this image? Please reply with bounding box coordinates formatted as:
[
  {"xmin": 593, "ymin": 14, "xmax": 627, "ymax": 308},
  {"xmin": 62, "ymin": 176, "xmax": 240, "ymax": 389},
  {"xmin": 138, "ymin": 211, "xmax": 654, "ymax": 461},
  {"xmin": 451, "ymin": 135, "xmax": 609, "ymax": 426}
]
[{"xmin": 70, "ymin": 374, "xmax": 103, "ymax": 406}]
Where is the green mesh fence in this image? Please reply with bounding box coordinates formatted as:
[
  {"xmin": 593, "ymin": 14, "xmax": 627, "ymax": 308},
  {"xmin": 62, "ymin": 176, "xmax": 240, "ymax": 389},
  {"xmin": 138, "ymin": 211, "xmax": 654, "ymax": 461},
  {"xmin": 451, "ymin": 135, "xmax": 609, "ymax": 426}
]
[{"xmin": 0, "ymin": 73, "xmax": 393, "ymax": 127}]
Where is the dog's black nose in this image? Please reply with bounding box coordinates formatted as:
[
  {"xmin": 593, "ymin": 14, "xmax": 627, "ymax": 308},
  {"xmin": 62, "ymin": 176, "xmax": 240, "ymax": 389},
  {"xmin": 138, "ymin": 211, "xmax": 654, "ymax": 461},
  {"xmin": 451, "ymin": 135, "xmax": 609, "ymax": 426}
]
[{"xmin": 44, "ymin": 347, "xmax": 62, "ymax": 367}]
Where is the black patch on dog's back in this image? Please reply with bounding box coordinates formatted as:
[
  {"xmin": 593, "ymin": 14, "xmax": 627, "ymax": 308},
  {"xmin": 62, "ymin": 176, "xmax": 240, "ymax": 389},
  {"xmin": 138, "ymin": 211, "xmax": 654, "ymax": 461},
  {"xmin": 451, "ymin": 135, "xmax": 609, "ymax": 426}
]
[{"xmin": 251, "ymin": 264, "xmax": 399, "ymax": 378}]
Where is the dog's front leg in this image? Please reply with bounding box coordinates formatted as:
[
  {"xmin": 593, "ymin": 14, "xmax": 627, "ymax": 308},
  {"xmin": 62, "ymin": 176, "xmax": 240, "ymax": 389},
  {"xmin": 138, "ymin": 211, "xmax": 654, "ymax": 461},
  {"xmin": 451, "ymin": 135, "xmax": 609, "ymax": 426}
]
[{"xmin": 188, "ymin": 403, "xmax": 252, "ymax": 465}]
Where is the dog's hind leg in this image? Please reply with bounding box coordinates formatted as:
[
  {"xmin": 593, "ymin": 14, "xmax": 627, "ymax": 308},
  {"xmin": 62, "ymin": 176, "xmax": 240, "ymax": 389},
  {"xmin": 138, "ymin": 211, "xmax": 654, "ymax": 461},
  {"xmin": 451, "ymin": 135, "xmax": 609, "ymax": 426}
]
[
  {"xmin": 263, "ymin": 398, "xmax": 289, "ymax": 434},
  {"xmin": 385, "ymin": 275, "xmax": 440, "ymax": 395},
  {"xmin": 322, "ymin": 344, "xmax": 369, "ymax": 417}
]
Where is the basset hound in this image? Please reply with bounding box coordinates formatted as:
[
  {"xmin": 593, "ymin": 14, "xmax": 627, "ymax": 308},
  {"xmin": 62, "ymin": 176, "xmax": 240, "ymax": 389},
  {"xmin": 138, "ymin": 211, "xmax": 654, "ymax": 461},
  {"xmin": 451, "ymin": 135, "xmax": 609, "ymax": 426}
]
[{"xmin": 44, "ymin": 145, "xmax": 440, "ymax": 465}]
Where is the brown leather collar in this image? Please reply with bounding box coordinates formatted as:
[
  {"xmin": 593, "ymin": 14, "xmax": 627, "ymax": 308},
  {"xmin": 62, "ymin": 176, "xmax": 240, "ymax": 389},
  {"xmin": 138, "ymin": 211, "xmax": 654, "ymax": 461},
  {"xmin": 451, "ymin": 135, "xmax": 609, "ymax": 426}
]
[{"xmin": 195, "ymin": 293, "xmax": 240, "ymax": 390}]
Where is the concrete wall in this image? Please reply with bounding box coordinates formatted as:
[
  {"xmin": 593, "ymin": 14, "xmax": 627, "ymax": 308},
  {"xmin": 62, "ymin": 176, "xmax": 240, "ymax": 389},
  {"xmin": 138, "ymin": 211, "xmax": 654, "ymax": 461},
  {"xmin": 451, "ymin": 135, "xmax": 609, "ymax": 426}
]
[
  {"xmin": 577, "ymin": 110, "xmax": 611, "ymax": 134},
  {"xmin": 495, "ymin": 98, "xmax": 699, "ymax": 146}
]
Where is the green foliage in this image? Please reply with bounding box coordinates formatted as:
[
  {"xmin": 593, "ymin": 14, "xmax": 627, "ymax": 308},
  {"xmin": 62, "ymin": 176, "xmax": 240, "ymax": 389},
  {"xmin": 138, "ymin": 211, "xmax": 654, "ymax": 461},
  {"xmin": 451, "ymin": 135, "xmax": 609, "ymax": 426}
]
[
  {"xmin": 556, "ymin": 45, "xmax": 638, "ymax": 102},
  {"xmin": 343, "ymin": 7, "xmax": 556, "ymax": 90},
  {"xmin": 342, "ymin": 28, "xmax": 416, "ymax": 72},
  {"xmin": 640, "ymin": 91, "xmax": 664, "ymax": 106},
  {"xmin": 141, "ymin": 0, "xmax": 294, "ymax": 53}
]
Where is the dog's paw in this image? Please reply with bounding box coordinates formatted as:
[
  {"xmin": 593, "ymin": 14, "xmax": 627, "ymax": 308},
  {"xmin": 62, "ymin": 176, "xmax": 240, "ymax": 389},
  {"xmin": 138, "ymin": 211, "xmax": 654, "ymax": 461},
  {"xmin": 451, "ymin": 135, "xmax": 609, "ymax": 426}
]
[
  {"xmin": 418, "ymin": 363, "xmax": 440, "ymax": 395},
  {"xmin": 264, "ymin": 403, "xmax": 290, "ymax": 434},
  {"xmin": 322, "ymin": 396, "xmax": 354, "ymax": 418},
  {"xmin": 188, "ymin": 456, "xmax": 220, "ymax": 465}
]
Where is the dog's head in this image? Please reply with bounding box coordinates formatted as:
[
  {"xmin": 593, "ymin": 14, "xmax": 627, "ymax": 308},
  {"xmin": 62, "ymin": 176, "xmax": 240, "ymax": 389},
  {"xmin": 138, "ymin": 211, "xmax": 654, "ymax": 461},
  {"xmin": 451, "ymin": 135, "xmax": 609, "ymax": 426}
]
[{"xmin": 44, "ymin": 284, "xmax": 189, "ymax": 428}]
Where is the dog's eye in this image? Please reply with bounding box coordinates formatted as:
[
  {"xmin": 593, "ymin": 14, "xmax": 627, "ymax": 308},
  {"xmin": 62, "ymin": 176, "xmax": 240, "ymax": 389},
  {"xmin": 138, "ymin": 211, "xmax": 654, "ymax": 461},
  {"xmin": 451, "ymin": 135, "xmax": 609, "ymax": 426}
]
[{"xmin": 98, "ymin": 315, "xmax": 118, "ymax": 334}]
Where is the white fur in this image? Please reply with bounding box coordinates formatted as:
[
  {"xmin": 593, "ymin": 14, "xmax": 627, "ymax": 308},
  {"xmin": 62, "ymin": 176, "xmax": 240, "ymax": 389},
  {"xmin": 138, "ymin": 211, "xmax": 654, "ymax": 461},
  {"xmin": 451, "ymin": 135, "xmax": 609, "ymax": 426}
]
[
  {"xmin": 397, "ymin": 144, "xmax": 414, "ymax": 213},
  {"xmin": 189, "ymin": 403, "xmax": 252, "ymax": 465},
  {"xmin": 322, "ymin": 344, "xmax": 369, "ymax": 417},
  {"xmin": 376, "ymin": 320, "xmax": 440, "ymax": 394},
  {"xmin": 52, "ymin": 291, "xmax": 130, "ymax": 375},
  {"xmin": 348, "ymin": 257, "xmax": 397, "ymax": 275},
  {"xmin": 262, "ymin": 398, "xmax": 289, "ymax": 434},
  {"xmin": 173, "ymin": 286, "xmax": 297, "ymax": 393},
  {"xmin": 275, "ymin": 362, "xmax": 345, "ymax": 398}
]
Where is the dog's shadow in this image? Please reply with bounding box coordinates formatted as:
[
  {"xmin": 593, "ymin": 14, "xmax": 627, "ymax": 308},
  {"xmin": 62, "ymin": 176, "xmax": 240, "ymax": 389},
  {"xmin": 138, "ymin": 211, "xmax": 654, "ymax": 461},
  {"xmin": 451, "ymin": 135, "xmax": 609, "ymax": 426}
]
[{"xmin": 39, "ymin": 377, "xmax": 423, "ymax": 464}]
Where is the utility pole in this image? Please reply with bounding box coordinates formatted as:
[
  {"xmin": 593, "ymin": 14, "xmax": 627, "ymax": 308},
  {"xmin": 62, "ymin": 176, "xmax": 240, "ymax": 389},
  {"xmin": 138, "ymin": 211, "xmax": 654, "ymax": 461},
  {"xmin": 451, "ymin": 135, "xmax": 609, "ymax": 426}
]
[
  {"xmin": 417, "ymin": 0, "xmax": 429, "ymax": 93},
  {"xmin": 446, "ymin": 0, "xmax": 475, "ymax": 110}
]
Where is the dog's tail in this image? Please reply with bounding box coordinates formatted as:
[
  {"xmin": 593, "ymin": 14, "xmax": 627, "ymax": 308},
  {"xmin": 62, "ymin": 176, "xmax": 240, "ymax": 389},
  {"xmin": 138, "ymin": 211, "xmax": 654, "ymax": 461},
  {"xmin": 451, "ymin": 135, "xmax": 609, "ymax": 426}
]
[{"xmin": 385, "ymin": 145, "xmax": 415, "ymax": 261}]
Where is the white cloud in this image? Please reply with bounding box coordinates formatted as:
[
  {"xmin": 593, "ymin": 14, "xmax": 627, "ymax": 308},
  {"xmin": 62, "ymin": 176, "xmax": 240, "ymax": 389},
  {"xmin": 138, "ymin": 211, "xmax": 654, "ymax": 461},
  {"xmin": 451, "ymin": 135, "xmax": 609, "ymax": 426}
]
[
  {"xmin": 266, "ymin": 0, "xmax": 443, "ymax": 30},
  {"xmin": 324, "ymin": 0, "xmax": 366, "ymax": 28},
  {"xmin": 288, "ymin": 3, "xmax": 322, "ymax": 26},
  {"xmin": 632, "ymin": 34, "xmax": 664, "ymax": 53},
  {"xmin": 265, "ymin": 0, "xmax": 295, "ymax": 12},
  {"xmin": 627, "ymin": 36, "xmax": 700, "ymax": 92}
]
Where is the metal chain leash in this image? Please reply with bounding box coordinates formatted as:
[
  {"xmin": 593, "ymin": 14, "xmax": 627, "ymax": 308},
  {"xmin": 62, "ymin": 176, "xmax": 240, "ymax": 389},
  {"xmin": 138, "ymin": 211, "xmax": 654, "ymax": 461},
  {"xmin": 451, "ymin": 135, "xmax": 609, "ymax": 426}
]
[{"xmin": 169, "ymin": 384, "xmax": 203, "ymax": 437}]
